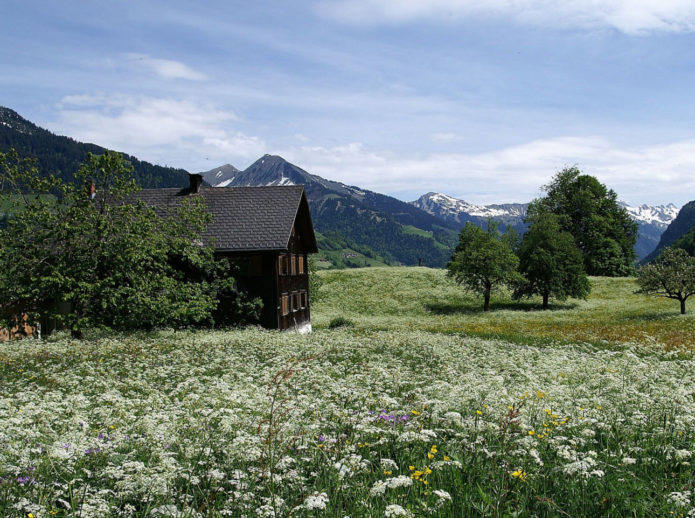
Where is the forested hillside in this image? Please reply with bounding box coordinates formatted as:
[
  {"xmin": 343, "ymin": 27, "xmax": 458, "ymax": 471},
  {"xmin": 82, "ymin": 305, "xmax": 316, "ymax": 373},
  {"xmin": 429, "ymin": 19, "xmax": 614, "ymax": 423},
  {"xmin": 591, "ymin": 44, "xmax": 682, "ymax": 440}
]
[{"xmin": 0, "ymin": 107, "xmax": 189, "ymax": 188}]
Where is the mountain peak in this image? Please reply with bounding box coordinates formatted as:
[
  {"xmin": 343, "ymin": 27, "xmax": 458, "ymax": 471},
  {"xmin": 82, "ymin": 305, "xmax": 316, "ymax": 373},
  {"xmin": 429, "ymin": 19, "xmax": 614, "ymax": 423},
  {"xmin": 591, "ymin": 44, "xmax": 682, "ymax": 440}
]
[
  {"xmin": 198, "ymin": 163, "xmax": 240, "ymax": 186},
  {"xmin": 0, "ymin": 106, "xmax": 38, "ymax": 135}
]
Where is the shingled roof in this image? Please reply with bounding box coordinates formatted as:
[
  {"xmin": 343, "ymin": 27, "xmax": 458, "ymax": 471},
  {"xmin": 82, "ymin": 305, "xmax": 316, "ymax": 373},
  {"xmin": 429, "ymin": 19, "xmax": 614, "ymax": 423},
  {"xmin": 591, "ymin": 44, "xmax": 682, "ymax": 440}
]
[{"xmin": 132, "ymin": 184, "xmax": 318, "ymax": 253}]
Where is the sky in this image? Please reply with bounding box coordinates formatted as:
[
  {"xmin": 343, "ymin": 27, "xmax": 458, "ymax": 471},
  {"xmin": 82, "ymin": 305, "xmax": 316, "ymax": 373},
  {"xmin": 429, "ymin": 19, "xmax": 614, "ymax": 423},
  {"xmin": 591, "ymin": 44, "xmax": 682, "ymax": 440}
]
[{"xmin": 2, "ymin": 0, "xmax": 695, "ymax": 206}]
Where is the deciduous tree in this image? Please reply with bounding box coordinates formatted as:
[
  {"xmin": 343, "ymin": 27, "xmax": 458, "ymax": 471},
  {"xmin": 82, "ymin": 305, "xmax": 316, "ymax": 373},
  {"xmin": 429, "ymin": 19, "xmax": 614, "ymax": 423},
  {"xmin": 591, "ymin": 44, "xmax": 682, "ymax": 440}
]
[
  {"xmin": 0, "ymin": 150, "xmax": 258, "ymax": 337},
  {"xmin": 447, "ymin": 221, "xmax": 522, "ymax": 311},
  {"xmin": 637, "ymin": 247, "xmax": 695, "ymax": 315},
  {"xmin": 513, "ymin": 213, "xmax": 590, "ymax": 309},
  {"xmin": 528, "ymin": 167, "xmax": 638, "ymax": 276}
]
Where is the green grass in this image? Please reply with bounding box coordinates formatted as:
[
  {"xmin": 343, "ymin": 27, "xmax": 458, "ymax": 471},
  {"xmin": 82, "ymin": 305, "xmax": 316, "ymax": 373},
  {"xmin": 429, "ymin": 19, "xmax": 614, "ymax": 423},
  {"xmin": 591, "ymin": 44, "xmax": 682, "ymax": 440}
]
[
  {"xmin": 314, "ymin": 267, "xmax": 695, "ymax": 349},
  {"xmin": 401, "ymin": 225, "xmax": 433, "ymax": 238}
]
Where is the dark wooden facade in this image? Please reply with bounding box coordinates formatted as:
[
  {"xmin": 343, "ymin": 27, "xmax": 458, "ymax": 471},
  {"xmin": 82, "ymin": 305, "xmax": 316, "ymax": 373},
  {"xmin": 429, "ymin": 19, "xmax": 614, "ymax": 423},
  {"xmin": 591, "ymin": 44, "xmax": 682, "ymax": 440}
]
[{"xmin": 223, "ymin": 246, "xmax": 311, "ymax": 330}]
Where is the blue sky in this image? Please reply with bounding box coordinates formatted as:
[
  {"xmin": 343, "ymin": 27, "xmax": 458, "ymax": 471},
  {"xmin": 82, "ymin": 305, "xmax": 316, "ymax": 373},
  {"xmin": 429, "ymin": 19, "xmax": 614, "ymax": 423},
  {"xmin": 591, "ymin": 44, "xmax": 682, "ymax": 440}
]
[{"xmin": 3, "ymin": 0, "xmax": 695, "ymax": 205}]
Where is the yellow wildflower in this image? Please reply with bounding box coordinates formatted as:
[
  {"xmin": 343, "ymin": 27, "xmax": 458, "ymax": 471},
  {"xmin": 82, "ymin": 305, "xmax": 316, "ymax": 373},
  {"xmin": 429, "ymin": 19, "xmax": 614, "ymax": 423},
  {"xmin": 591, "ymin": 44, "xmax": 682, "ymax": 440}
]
[{"xmin": 511, "ymin": 470, "xmax": 528, "ymax": 482}]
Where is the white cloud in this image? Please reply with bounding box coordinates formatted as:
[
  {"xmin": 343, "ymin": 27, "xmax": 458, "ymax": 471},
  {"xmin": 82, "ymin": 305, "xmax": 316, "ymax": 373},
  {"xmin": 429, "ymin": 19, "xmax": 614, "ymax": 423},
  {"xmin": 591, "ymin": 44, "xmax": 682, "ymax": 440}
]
[
  {"xmin": 49, "ymin": 94, "xmax": 265, "ymax": 170},
  {"xmin": 281, "ymin": 136, "xmax": 695, "ymax": 205},
  {"xmin": 318, "ymin": 0, "xmax": 695, "ymax": 34},
  {"xmin": 126, "ymin": 53, "xmax": 207, "ymax": 81}
]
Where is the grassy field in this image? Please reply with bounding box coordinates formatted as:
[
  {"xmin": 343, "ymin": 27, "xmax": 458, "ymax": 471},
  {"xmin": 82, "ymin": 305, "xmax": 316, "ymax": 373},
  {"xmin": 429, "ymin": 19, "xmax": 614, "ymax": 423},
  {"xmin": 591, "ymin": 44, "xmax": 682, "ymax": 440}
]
[
  {"xmin": 315, "ymin": 267, "xmax": 695, "ymax": 349},
  {"xmin": 1, "ymin": 267, "xmax": 694, "ymax": 517}
]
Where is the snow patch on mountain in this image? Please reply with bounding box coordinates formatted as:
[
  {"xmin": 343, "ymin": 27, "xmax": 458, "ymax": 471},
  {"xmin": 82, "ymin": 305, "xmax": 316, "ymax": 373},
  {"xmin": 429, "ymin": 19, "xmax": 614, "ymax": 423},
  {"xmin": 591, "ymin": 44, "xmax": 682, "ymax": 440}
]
[
  {"xmin": 619, "ymin": 202, "xmax": 679, "ymax": 227},
  {"xmin": 413, "ymin": 192, "xmax": 528, "ymax": 219},
  {"xmin": 414, "ymin": 192, "xmax": 680, "ymax": 228}
]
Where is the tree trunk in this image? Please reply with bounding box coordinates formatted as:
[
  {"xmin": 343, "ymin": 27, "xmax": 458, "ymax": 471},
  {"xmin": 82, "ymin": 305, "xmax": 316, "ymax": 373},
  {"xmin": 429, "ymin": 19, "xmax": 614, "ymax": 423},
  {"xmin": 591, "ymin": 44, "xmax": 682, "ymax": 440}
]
[
  {"xmin": 681, "ymin": 298, "xmax": 687, "ymax": 315},
  {"xmin": 483, "ymin": 289, "xmax": 491, "ymax": 312},
  {"xmin": 542, "ymin": 293, "xmax": 549, "ymax": 310}
]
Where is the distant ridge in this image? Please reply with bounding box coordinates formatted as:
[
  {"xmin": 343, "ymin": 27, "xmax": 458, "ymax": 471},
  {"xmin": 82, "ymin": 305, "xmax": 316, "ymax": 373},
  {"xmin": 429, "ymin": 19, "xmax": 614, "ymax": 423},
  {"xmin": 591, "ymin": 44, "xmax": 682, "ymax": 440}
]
[
  {"xmin": 413, "ymin": 192, "xmax": 680, "ymax": 260},
  {"xmin": 0, "ymin": 106, "xmax": 189, "ymax": 189}
]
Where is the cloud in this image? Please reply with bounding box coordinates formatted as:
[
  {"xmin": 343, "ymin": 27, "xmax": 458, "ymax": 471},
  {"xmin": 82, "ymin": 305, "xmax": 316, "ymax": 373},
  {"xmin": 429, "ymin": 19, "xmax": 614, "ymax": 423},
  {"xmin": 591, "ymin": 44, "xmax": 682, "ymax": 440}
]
[
  {"xmin": 50, "ymin": 94, "xmax": 265, "ymax": 170},
  {"xmin": 281, "ymin": 136, "xmax": 695, "ymax": 205},
  {"xmin": 126, "ymin": 53, "xmax": 207, "ymax": 81},
  {"xmin": 318, "ymin": 0, "xmax": 695, "ymax": 34}
]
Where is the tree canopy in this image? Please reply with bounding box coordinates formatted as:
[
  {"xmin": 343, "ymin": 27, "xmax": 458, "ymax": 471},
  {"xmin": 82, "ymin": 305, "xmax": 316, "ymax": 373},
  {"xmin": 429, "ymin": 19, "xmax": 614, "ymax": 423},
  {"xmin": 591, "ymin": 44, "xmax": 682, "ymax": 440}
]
[
  {"xmin": 447, "ymin": 221, "xmax": 522, "ymax": 311},
  {"xmin": 528, "ymin": 167, "xmax": 638, "ymax": 276},
  {"xmin": 0, "ymin": 150, "xmax": 259, "ymax": 337},
  {"xmin": 637, "ymin": 247, "xmax": 695, "ymax": 315},
  {"xmin": 513, "ymin": 212, "xmax": 590, "ymax": 309}
]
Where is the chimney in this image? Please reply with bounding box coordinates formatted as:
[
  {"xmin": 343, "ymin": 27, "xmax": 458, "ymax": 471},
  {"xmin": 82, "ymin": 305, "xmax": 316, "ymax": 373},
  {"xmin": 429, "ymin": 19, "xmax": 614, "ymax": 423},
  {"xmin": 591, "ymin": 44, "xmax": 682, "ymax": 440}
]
[{"xmin": 189, "ymin": 173, "xmax": 204, "ymax": 194}]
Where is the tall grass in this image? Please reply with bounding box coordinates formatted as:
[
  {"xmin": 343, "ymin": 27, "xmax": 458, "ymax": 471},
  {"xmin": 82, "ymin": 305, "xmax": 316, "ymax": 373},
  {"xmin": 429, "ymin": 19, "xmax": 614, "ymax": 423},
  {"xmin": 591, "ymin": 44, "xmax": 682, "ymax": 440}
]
[{"xmin": 1, "ymin": 267, "xmax": 694, "ymax": 516}]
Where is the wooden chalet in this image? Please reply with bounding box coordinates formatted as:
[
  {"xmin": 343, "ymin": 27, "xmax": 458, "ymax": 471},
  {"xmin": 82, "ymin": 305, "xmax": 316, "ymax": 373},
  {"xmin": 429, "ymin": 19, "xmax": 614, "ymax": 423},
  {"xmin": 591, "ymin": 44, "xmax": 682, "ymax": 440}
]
[{"xmin": 134, "ymin": 174, "xmax": 318, "ymax": 332}]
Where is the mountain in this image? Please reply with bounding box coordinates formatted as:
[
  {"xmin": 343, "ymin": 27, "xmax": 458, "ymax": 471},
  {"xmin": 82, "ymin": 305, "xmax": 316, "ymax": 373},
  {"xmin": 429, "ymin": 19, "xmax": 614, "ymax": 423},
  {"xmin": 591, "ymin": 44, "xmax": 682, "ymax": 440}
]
[
  {"xmin": 411, "ymin": 192, "xmax": 528, "ymax": 234},
  {"xmin": 0, "ymin": 106, "xmax": 189, "ymax": 188},
  {"xmin": 200, "ymin": 163, "xmax": 239, "ymax": 187},
  {"xmin": 202, "ymin": 155, "xmax": 459, "ymax": 267},
  {"xmin": 644, "ymin": 200, "xmax": 695, "ymax": 262},
  {"xmin": 413, "ymin": 192, "xmax": 680, "ymax": 260},
  {"xmin": 619, "ymin": 202, "xmax": 680, "ymax": 226},
  {"xmin": 618, "ymin": 202, "xmax": 680, "ymax": 260}
]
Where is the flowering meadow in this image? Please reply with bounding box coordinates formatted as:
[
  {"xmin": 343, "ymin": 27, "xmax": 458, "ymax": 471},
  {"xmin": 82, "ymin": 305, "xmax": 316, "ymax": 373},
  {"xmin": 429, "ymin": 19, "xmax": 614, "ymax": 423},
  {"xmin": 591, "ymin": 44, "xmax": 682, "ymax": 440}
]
[{"xmin": 2, "ymin": 268, "xmax": 695, "ymax": 517}]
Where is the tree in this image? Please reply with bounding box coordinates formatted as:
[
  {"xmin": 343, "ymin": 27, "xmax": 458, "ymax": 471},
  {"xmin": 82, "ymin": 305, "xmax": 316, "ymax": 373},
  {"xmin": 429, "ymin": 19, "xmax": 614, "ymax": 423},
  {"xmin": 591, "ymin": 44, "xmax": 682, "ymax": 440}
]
[
  {"xmin": 528, "ymin": 167, "xmax": 638, "ymax": 276},
  {"xmin": 513, "ymin": 213, "xmax": 590, "ymax": 309},
  {"xmin": 637, "ymin": 247, "xmax": 695, "ymax": 315},
  {"xmin": 0, "ymin": 150, "xmax": 257, "ymax": 337},
  {"xmin": 447, "ymin": 221, "xmax": 522, "ymax": 311}
]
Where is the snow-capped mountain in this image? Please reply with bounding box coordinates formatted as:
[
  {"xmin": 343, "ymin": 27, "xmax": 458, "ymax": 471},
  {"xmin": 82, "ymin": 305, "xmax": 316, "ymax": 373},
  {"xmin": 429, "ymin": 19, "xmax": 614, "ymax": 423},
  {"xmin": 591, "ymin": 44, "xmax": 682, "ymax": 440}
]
[
  {"xmin": 412, "ymin": 192, "xmax": 681, "ymax": 259},
  {"xmin": 618, "ymin": 202, "xmax": 679, "ymax": 228},
  {"xmin": 412, "ymin": 192, "xmax": 528, "ymax": 223}
]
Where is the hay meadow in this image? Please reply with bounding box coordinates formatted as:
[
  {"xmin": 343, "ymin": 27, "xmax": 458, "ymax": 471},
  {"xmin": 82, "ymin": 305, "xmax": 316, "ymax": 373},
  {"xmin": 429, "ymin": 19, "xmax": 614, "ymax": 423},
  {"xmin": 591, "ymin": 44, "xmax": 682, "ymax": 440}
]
[{"xmin": 2, "ymin": 267, "xmax": 695, "ymax": 517}]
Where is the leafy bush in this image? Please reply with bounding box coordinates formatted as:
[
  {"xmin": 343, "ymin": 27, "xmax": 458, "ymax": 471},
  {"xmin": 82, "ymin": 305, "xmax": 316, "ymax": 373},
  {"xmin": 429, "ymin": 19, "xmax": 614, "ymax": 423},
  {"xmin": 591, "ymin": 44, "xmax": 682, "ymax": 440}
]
[{"xmin": 328, "ymin": 316, "xmax": 354, "ymax": 328}]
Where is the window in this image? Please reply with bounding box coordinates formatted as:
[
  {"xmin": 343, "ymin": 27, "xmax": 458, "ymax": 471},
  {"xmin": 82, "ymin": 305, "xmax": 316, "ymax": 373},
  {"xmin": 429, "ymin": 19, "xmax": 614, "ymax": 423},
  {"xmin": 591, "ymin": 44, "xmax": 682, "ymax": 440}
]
[
  {"xmin": 292, "ymin": 292, "xmax": 300, "ymax": 312},
  {"xmin": 278, "ymin": 255, "xmax": 288, "ymax": 276},
  {"xmin": 290, "ymin": 254, "xmax": 297, "ymax": 275},
  {"xmin": 298, "ymin": 255, "xmax": 305, "ymax": 274},
  {"xmin": 281, "ymin": 294, "xmax": 289, "ymax": 316},
  {"xmin": 300, "ymin": 291, "xmax": 308, "ymax": 309}
]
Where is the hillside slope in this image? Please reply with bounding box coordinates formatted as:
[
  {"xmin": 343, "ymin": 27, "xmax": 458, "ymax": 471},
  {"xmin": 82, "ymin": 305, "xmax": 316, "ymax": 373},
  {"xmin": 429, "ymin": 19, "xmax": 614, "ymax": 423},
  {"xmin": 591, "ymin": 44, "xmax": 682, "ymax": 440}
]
[
  {"xmin": 0, "ymin": 106, "xmax": 189, "ymax": 188},
  {"xmin": 644, "ymin": 200, "xmax": 695, "ymax": 261}
]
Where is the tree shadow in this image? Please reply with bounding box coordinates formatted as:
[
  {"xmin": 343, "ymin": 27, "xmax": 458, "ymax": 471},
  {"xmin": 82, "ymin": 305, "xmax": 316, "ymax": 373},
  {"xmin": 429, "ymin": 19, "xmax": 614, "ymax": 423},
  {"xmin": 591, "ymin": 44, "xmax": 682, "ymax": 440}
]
[
  {"xmin": 425, "ymin": 300, "xmax": 579, "ymax": 315},
  {"xmin": 620, "ymin": 311, "xmax": 682, "ymax": 322}
]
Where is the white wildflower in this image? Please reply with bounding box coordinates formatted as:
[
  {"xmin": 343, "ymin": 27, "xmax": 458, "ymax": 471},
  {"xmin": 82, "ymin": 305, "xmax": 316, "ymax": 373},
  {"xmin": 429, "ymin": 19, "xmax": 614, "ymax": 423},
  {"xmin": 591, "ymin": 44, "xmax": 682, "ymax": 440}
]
[
  {"xmin": 384, "ymin": 504, "xmax": 412, "ymax": 517},
  {"xmin": 304, "ymin": 492, "xmax": 329, "ymax": 510}
]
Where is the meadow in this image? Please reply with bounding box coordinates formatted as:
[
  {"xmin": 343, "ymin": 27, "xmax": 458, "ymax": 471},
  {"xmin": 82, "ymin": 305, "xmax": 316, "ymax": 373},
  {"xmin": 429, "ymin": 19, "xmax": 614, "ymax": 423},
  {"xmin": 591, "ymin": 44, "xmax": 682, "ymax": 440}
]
[{"xmin": 1, "ymin": 267, "xmax": 694, "ymax": 517}]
